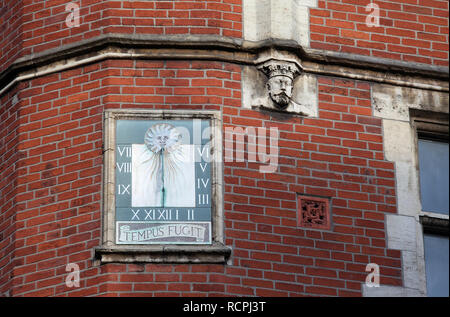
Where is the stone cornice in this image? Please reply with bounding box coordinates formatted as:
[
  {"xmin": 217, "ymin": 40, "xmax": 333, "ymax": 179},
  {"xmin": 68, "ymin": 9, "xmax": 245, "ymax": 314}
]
[{"xmin": 0, "ymin": 34, "xmax": 448, "ymax": 96}]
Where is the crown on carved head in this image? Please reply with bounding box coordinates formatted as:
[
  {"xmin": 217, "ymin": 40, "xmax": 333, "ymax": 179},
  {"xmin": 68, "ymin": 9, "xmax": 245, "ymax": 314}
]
[{"xmin": 258, "ymin": 60, "xmax": 300, "ymax": 80}]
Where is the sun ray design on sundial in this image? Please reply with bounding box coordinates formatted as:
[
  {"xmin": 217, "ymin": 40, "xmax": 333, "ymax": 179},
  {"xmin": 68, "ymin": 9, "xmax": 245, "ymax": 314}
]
[{"xmin": 143, "ymin": 123, "xmax": 183, "ymax": 207}]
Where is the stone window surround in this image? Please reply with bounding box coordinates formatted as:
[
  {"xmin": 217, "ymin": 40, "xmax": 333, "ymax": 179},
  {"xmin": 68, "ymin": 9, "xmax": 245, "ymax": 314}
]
[
  {"xmin": 95, "ymin": 109, "xmax": 231, "ymax": 264},
  {"xmin": 364, "ymin": 86, "xmax": 448, "ymax": 297}
]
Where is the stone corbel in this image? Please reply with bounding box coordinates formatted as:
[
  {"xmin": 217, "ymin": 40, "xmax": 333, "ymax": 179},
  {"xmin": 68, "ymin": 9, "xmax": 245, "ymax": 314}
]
[
  {"xmin": 257, "ymin": 59, "xmax": 301, "ymax": 110},
  {"xmin": 243, "ymin": 50, "xmax": 318, "ymax": 116}
]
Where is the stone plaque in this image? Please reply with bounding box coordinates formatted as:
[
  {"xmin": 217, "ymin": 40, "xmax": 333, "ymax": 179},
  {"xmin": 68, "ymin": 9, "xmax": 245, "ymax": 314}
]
[{"xmin": 114, "ymin": 118, "xmax": 213, "ymax": 245}]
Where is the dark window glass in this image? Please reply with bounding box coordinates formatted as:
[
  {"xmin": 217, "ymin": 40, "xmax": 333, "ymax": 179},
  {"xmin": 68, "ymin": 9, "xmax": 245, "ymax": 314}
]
[
  {"xmin": 418, "ymin": 139, "xmax": 449, "ymax": 215},
  {"xmin": 424, "ymin": 234, "xmax": 449, "ymax": 297}
]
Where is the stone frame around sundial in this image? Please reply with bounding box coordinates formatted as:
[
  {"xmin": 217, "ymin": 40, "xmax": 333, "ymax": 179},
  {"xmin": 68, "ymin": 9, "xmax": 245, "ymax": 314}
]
[{"xmin": 95, "ymin": 109, "xmax": 231, "ymax": 264}]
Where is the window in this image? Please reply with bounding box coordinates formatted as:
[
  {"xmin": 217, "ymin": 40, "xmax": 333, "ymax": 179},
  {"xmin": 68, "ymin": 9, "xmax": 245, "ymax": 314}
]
[
  {"xmin": 95, "ymin": 109, "xmax": 230, "ymax": 264},
  {"xmin": 418, "ymin": 139, "xmax": 449, "ymax": 215},
  {"xmin": 412, "ymin": 109, "xmax": 449, "ymax": 297},
  {"xmin": 423, "ymin": 234, "xmax": 449, "ymax": 297}
]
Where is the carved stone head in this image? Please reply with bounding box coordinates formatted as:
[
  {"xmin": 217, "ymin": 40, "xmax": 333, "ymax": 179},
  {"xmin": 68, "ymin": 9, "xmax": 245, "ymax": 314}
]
[
  {"xmin": 267, "ymin": 76, "xmax": 293, "ymax": 108},
  {"xmin": 258, "ymin": 60, "xmax": 300, "ymax": 109}
]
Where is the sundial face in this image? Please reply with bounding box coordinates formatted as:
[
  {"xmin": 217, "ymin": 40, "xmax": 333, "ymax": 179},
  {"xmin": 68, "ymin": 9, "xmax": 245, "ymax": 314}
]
[{"xmin": 114, "ymin": 118, "xmax": 212, "ymax": 245}]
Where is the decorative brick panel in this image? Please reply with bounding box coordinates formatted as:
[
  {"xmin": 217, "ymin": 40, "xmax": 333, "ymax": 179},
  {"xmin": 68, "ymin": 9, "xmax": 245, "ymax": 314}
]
[{"xmin": 297, "ymin": 195, "xmax": 331, "ymax": 230}]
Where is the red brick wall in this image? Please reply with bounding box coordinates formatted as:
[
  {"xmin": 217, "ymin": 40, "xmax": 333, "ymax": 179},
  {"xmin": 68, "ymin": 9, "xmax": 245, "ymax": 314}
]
[
  {"xmin": 9, "ymin": 63, "xmax": 104, "ymax": 296},
  {"xmin": 0, "ymin": 0, "xmax": 23, "ymax": 74},
  {"xmin": 21, "ymin": 0, "xmax": 106, "ymax": 56},
  {"xmin": 223, "ymin": 77, "xmax": 401, "ymax": 296},
  {"xmin": 1, "ymin": 0, "xmax": 243, "ymax": 73},
  {"xmin": 2, "ymin": 0, "xmax": 448, "ymax": 75},
  {"xmin": 1, "ymin": 0, "xmax": 447, "ymax": 297},
  {"xmin": 21, "ymin": 0, "xmax": 242, "ymax": 56},
  {"xmin": 311, "ymin": 0, "xmax": 449, "ymax": 66},
  {"xmin": 0, "ymin": 84, "xmax": 21, "ymax": 296},
  {"xmin": 2, "ymin": 59, "xmax": 403, "ymax": 296},
  {"xmin": 107, "ymin": 0, "xmax": 243, "ymax": 37}
]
